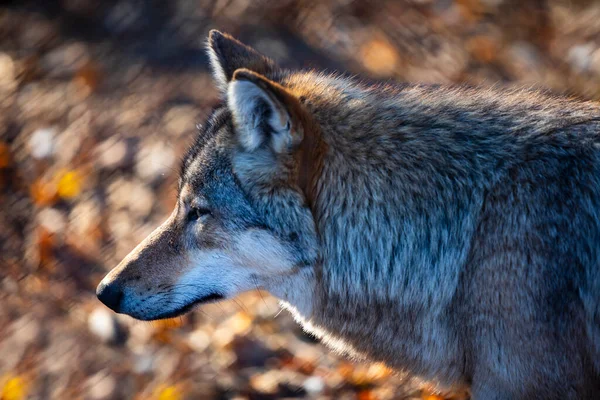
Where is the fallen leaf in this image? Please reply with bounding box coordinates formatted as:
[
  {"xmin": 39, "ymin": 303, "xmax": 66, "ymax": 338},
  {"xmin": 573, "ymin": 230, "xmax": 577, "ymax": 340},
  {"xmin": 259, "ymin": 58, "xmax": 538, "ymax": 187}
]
[
  {"xmin": 155, "ymin": 385, "xmax": 181, "ymax": 400},
  {"xmin": 0, "ymin": 142, "xmax": 10, "ymax": 168},
  {"xmin": 338, "ymin": 361, "xmax": 392, "ymax": 385},
  {"xmin": 152, "ymin": 318, "xmax": 185, "ymax": 331},
  {"xmin": 360, "ymin": 35, "xmax": 401, "ymax": 77},
  {"xmin": 56, "ymin": 169, "xmax": 82, "ymax": 199},
  {"xmin": 1, "ymin": 374, "xmax": 28, "ymax": 400},
  {"xmin": 37, "ymin": 227, "xmax": 56, "ymax": 269},
  {"xmin": 357, "ymin": 389, "xmax": 375, "ymax": 400},
  {"xmin": 229, "ymin": 311, "xmax": 253, "ymax": 334},
  {"xmin": 74, "ymin": 62, "xmax": 101, "ymax": 96},
  {"xmin": 456, "ymin": 0, "xmax": 485, "ymax": 23},
  {"xmin": 421, "ymin": 393, "xmax": 446, "ymax": 400},
  {"xmin": 467, "ymin": 36, "xmax": 499, "ymax": 63},
  {"xmin": 30, "ymin": 178, "xmax": 58, "ymax": 206}
]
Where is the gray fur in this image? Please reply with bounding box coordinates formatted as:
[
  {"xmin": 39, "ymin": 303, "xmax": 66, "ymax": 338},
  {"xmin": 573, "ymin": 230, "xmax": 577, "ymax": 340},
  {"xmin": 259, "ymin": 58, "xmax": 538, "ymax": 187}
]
[
  {"xmin": 287, "ymin": 78, "xmax": 600, "ymax": 398},
  {"xmin": 99, "ymin": 31, "xmax": 600, "ymax": 399}
]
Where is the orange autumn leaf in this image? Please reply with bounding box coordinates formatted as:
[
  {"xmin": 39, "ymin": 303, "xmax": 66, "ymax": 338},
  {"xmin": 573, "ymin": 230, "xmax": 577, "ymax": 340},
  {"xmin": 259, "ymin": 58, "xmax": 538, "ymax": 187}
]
[
  {"xmin": 74, "ymin": 62, "xmax": 101, "ymax": 96},
  {"xmin": 365, "ymin": 363, "xmax": 393, "ymax": 381},
  {"xmin": 56, "ymin": 169, "xmax": 82, "ymax": 199},
  {"xmin": 1, "ymin": 374, "xmax": 28, "ymax": 400},
  {"xmin": 30, "ymin": 178, "xmax": 58, "ymax": 206},
  {"xmin": 294, "ymin": 357, "xmax": 316, "ymax": 375},
  {"xmin": 360, "ymin": 36, "xmax": 401, "ymax": 77},
  {"xmin": 154, "ymin": 385, "xmax": 181, "ymax": 400},
  {"xmin": 152, "ymin": 330, "xmax": 173, "ymax": 344},
  {"xmin": 37, "ymin": 227, "xmax": 55, "ymax": 268},
  {"xmin": 0, "ymin": 142, "xmax": 10, "ymax": 168},
  {"xmin": 456, "ymin": 0, "xmax": 485, "ymax": 23},
  {"xmin": 338, "ymin": 362, "xmax": 392, "ymax": 386},
  {"xmin": 228, "ymin": 311, "xmax": 253, "ymax": 334},
  {"xmin": 338, "ymin": 361, "xmax": 355, "ymax": 380},
  {"xmin": 467, "ymin": 36, "xmax": 498, "ymax": 63},
  {"xmin": 421, "ymin": 394, "xmax": 446, "ymax": 400},
  {"xmin": 151, "ymin": 318, "xmax": 185, "ymax": 330},
  {"xmin": 357, "ymin": 389, "xmax": 376, "ymax": 400}
]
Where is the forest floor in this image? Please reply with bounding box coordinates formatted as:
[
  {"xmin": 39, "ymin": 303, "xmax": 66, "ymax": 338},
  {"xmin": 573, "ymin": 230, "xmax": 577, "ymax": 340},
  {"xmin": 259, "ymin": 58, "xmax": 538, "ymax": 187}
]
[{"xmin": 2, "ymin": 1, "xmax": 600, "ymax": 399}]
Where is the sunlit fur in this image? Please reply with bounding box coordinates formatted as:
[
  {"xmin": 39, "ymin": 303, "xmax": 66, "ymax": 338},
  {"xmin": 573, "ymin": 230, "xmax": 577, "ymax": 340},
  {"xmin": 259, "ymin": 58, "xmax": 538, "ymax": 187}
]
[{"xmin": 98, "ymin": 30, "xmax": 600, "ymax": 399}]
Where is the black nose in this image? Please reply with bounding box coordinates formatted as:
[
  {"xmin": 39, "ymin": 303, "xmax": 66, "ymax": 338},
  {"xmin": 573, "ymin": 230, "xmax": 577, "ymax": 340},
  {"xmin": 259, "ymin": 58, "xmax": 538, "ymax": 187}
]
[{"xmin": 96, "ymin": 281, "xmax": 123, "ymax": 312}]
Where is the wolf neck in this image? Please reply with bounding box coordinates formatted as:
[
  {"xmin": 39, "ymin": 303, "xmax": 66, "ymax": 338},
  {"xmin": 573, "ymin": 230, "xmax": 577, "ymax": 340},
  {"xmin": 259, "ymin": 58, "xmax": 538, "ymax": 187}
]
[
  {"xmin": 265, "ymin": 266, "xmax": 317, "ymax": 318},
  {"xmin": 277, "ymin": 77, "xmax": 483, "ymax": 375}
]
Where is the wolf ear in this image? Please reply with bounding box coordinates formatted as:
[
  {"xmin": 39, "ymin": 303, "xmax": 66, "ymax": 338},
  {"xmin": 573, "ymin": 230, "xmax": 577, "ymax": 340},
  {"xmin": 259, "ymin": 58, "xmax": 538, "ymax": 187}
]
[
  {"xmin": 228, "ymin": 68, "xmax": 304, "ymax": 154},
  {"xmin": 207, "ymin": 30, "xmax": 276, "ymax": 92}
]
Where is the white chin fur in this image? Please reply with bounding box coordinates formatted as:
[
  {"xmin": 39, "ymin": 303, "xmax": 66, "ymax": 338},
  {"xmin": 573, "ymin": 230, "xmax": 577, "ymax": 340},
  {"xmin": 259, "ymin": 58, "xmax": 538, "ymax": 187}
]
[{"xmin": 174, "ymin": 229, "xmax": 296, "ymax": 303}]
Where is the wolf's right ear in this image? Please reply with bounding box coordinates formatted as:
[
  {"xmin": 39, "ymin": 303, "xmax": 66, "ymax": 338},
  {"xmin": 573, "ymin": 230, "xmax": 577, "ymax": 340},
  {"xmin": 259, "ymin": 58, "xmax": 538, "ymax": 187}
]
[
  {"xmin": 207, "ymin": 30, "xmax": 276, "ymax": 92},
  {"xmin": 228, "ymin": 68, "xmax": 305, "ymax": 154}
]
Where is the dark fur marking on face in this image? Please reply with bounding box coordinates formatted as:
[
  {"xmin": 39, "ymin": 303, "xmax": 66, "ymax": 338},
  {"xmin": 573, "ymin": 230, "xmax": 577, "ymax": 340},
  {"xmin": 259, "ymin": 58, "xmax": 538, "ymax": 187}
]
[{"xmin": 180, "ymin": 107, "xmax": 231, "ymax": 182}]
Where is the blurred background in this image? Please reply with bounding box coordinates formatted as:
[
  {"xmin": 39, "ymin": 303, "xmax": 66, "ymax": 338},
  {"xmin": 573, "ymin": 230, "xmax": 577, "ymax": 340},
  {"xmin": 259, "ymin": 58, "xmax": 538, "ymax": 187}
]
[{"xmin": 1, "ymin": 0, "xmax": 600, "ymax": 399}]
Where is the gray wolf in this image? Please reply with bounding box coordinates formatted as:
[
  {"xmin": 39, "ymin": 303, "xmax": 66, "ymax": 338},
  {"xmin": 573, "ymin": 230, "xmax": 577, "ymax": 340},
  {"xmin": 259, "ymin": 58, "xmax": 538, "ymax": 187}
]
[{"xmin": 97, "ymin": 30, "xmax": 600, "ymax": 399}]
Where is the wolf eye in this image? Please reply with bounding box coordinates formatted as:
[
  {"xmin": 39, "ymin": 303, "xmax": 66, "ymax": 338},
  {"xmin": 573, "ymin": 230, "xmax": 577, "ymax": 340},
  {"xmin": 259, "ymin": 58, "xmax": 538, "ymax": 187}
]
[{"xmin": 187, "ymin": 207, "xmax": 211, "ymax": 222}]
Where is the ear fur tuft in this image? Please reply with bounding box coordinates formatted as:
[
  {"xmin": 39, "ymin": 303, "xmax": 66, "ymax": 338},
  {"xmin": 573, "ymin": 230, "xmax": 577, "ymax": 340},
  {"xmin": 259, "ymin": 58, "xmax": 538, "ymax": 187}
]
[
  {"xmin": 228, "ymin": 68, "xmax": 303, "ymax": 154},
  {"xmin": 206, "ymin": 30, "xmax": 276, "ymax": 93}
]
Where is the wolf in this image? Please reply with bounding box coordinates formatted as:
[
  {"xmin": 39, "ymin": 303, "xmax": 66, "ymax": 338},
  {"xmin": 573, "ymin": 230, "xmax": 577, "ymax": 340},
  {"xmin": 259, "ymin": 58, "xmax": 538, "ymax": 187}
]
[{"xmin": 97, "ymin": 30, "xmax": 600, "ymax": 399}]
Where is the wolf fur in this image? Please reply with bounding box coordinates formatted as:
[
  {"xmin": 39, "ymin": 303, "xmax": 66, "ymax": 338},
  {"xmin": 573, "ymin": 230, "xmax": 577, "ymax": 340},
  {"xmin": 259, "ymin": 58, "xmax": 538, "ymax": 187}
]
[{"xmin": 97, "ymin": 30, "xmax": 600, "ymax": 399}]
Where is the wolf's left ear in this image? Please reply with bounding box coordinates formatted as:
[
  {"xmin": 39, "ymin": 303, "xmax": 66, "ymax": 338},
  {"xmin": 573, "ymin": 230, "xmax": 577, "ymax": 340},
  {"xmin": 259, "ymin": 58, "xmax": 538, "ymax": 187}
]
[
  {"xmin": 207, "ymin": 30, "xmax": 276, "ymax": 92},
  {"xmin": 228, "ymin": 68, "xmax": 304, "ymax": 154}
]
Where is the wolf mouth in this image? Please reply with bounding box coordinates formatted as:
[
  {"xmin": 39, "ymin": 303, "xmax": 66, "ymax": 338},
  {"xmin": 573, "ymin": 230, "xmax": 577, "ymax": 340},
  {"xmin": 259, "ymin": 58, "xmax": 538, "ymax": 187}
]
[{"xmin": 142, "ymin": 293, "xmax": 225, "ymax": 321}]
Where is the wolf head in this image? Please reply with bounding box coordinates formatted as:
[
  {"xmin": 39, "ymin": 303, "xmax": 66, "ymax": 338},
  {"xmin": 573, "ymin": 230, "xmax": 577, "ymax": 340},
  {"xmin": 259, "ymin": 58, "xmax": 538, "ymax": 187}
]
[{"xmin": 96, "ymin": 31, "xmax": 320, "ymax": 320}]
